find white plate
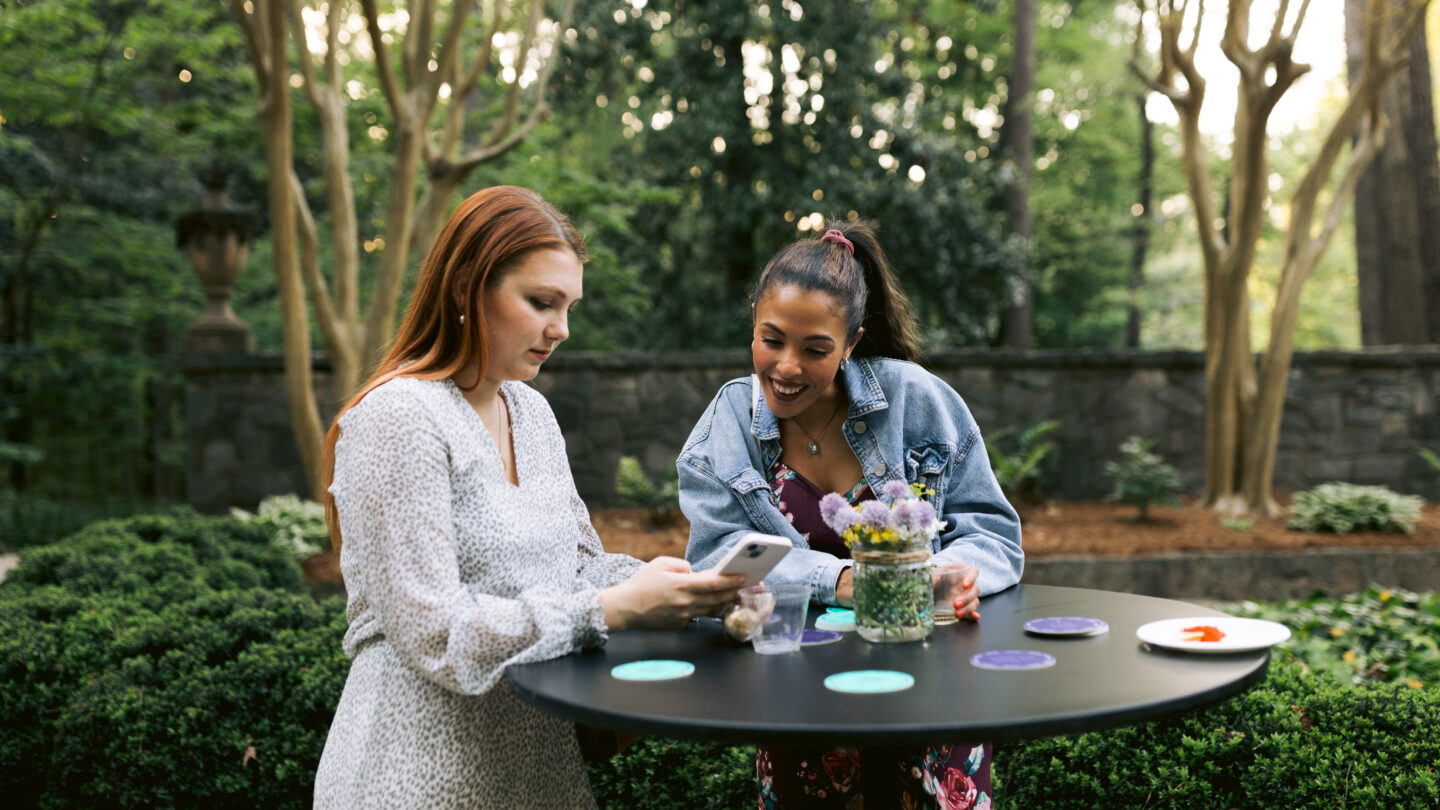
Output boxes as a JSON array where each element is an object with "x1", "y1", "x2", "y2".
[{"x1": 1135, "y1": 617, "x2": 1291, "y2": 653}]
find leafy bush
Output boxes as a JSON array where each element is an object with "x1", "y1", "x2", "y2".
[
  {"x1": 1229, "y1": 586, "x2": 1440, "y2": 690},
  {"x1": 590, "y1": 739, "x2": 757, "y2": 810},
  {"x1": 4, "y1": 509, "x2": 301, "y2": 610},
  {"x1": 1104, "y1": 435, "x2": 1183, "y2": 520},
  {"x1": 0, "y1": 491, "x2": 154, "y2": 551},
  {"x1": 0, "y1": 587, "x2": 348, "y2": 809},
  {"x1": 1286, "y1": 482, "x2": 1424, "y2": 534},
  {"x1": 231, "y1": 493, "x2": 330, "y2": 560},
  {"x1": 984, "y1": 419, "x2": 1060, "y2": 503},
  {"x1": 996, "y1": 658, "x2": 1440, "y2": 808},
  {"x1": 615, "y1": 455, "x2": 680, "y2": 526},
  {"x1": 0, "y1": 510, "x2": 343, "y2": 808}
]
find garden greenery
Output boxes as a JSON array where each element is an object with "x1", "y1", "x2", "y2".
[
  {"x1": 1104, "y1": 435, "x2": 1183, "y2": 520},
  {"x1": 5, "y1": 511, "x2": 1440, "y2": 808},
  {"x1": 231, "y1": 493, "x2": 331, "y2": 561},
  {"x1": 614, "y1": 455, "x2": 680, "y2": 526},
  {"x1": 983, "y1": 419, "x2": 1060, "y2": 503},
  {"x1": 1286, "y1": 482, "x2": 1424, "y2": 534}
]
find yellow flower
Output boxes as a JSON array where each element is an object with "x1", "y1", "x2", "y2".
[
  {"x1": 1379, "y1": 589, "x2": 1392, "y2": 602},
  {"x1": 1406, "y1": 679, "x2": 1424, "y2": 690},
  {"x1": 1329, "y1": 626, "x2": 1344, "y2": 638},
  {"x1": 1342, "y1": 650, "x2": 1357, "y2": 663}
]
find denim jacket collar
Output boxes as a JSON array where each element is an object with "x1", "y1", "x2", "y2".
[{"x1": 749, "y1": 356, "x2": 890, "y2": 441}]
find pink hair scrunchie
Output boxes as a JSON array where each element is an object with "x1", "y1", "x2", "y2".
[{"x1": 820, "y1": 229, "x2": 854, "y2": 256}]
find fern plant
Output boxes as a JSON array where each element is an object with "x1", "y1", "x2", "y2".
[
  {"x1": 984, "y1": 419, "x2": 1060, "y2": 503},
  {"x1": 615, "y1": 456, "x2": 680, "y2": 527}
]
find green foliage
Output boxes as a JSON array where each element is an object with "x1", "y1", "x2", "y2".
[
  {"x1": 589, "y1": 739, "x2": 758, "y2": 810},
  {"x1": 1230, "y1": 587, "x2": 1440, "y2": 690},
  {"x1": 984, "y1": 419, "x2": 1060, "y2": 502},
  {"x1": 996, "y1": 657, "x2": 1440, "y2": 808},
  {"x1": 231, "y1": 494, "x2": 330, "y2": 561},
  {"x1": 1286, "y1": 482, "x2": 1424, "y2": 534},
  {"x1": 0, "y1": 492, "x2": 154, "y2": 551},
  {"x1": 615, "y1": 456, "x2": 680, "y2": 525},
  {"x1": 0, "y1": 510, "x2": 344, "y2": 809},
  {"x1": 4, "y1": 509, "x2": 301, "y2": 609},
  {"x1": 1419, "y1": 447, "x2": 1440, "y2": 476},
  {"x1": 1104, "y1": 435, "x2": 1183, "y2": 520},
  {"x1": 548, "y1": 0, "x2": 1022, "y2": 350}
]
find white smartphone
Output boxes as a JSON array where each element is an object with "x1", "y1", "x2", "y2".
[{"x1": 709, "y1": 532, "x2": 793, "y2": 588}]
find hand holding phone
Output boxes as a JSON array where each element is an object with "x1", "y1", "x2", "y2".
[{"x1": 709, "y1": 532, "x2": 792, "y2": 588}]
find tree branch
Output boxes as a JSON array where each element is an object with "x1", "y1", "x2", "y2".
[
  {"x1": 360, "y1": 0, "x2": 409, "y2": 124},
  {"x1": 230, "y1": 0, "x2": 269, "y2": 86},
  {"x1": 483, "y1": 0, "x2": 543, "y2": 148}
]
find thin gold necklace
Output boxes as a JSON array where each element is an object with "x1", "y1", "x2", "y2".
[
  {"x1": 791, "y1": 397, "x2": 844, "y2": 456},
  {"x1": 495, "y1": 394, "x2": 510, "y2": 477}
]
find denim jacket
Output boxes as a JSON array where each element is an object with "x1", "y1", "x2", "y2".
[{"x1": 678, "y1": 356, "x2": 1023, "y2": 605}]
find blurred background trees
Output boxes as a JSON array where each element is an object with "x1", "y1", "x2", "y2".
[{"x1": 2, "y1": 0, "x2": 1436, "y2": 510}]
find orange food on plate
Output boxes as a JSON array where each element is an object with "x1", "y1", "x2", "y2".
[{"x1": 1180, "y1": 625, "x2": 1226, "y2": 642}]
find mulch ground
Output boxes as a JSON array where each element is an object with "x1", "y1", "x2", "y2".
[{"x1": 300, "y1": 499, "x2": 1440, "y2": 586}]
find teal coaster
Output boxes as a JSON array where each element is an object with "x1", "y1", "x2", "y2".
[
  {"x1": 826, "y1": 607, "x2": 856, "y2": 617},
  {"x1": 823, "y1": 669, "x2": 915, "y2": 694},
  {"x1": 610, "y1": 660, "x2": 696, "y2": 681},
  {"x1": 815, "y1": 613, "x2": 856, "y2": 632}
]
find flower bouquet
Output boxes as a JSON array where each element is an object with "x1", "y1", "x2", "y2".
[{"x1": 821, "y1": 481, "x2": 941, "y2": 643}]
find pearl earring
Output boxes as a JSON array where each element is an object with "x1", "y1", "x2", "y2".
[{"x1": 459, "y1": 314, "x2": 466, "y2": 325}]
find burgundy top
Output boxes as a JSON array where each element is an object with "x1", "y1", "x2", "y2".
[{"x1": 768, "y1": 458, "x2": 872, "y2": 560}]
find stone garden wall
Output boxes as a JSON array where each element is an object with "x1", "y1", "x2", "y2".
[{"x1": 185, "y1": 347, "x2": 1440, "y2": 513}]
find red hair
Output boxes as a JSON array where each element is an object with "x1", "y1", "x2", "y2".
[{"x1": 321, "y1": 186, "x2": 586, "y2": 548}]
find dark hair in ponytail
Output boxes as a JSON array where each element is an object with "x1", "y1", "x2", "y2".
[{"x1": 751, "y1": 218, "x2": 921, "y2": 362}]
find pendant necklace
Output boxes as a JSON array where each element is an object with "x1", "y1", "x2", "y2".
[{"x1": 792, "y1": 398, "x2": 844, "y2": 456}]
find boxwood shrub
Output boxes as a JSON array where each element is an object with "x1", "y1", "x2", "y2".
[{"x1": 0, "y1": 511, "x2": 347, "y2": 809}]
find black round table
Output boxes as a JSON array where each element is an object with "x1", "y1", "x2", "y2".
[{"x1": 506, "y1": 584, "x2": 1271, "y2": 745}]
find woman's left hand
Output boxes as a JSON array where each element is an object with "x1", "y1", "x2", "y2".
[{"x1": 934, "y1": 564, "x2": 981, "y2": 621}]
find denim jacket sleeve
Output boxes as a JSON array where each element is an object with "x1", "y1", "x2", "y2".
[
  {"x1": 677, "y1": 382, "x2": 853, "y2": 605},
  {"x1": 909, "y1": 374, "x2": 1025, "y2": 595}
]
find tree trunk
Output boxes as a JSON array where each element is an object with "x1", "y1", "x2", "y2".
[
  {"x1": 259, "y1": 1, "x2": 324, "y2": 501},
  {"x1": 1347, "y1": 0, "x2": 1440, "y2": 344},
  {"x1": 1127, "y1": 94, "x2": 1154, "y2": 349},
  {"x1": 1001, "y1": 0, "x2": 1036, "y2": 349}
]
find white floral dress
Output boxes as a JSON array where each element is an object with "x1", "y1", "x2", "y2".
[{"x1": 314, "y1": 377, "x2": 642, "y2": 809}]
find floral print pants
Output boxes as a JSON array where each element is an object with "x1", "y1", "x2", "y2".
[{"x1": 758, "y1": 742, "x2": 992, "y2": 809}]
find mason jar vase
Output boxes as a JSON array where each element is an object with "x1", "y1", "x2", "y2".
[{"x1": 851, "y1": 546, "x2": 934, "y2": 643}]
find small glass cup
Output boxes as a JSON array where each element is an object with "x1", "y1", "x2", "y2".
[
  {"x1": 930, "y1": 563, "x2": 969, "y2": 625},
  {"x1": 747, "y1": 583, "x2": 811, "y2": 654}
]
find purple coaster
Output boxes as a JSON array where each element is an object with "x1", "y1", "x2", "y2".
[
  {"x1": 801, "y1": 629, "x2": 843, "y2": 646},
  {"x1": 970, "y1": 650, "x2": 1057, "y2": 671},
  {"x1": 1023, "y1": 616, "x2": 1109, "y2": 637}
]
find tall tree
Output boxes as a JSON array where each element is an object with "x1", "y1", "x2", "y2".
[
  {"x1": 1133, "y1": 0, "x2": 1432, "y2": 517},
  {"x1": 230, "y1": 0, "x2": 572, "y2": 497},
  {"x1": 1346, "y1": 0, "x2": 1440, "y2": 344},
  {"x1": 1000, "y1": 0, "x2": 1037, "y2": 349},
  {"x1": 1127, "y1": 93, "x2": 1155, "y2": 348}
]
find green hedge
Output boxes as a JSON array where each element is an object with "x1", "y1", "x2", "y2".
[
  {"x1": 0, "y1": 511, "x2": 347, "y2": 809},
  {"x1": 5, "y1": 511, "x2": 1439, "y2": 808}
]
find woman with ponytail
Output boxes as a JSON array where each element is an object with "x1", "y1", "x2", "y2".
[
  {"x1": 313, "y1": 186, "x2": 742, "y2": 810},
  {"x1": 679, "y1": 218, "x2": 1023, "y2": 809}
]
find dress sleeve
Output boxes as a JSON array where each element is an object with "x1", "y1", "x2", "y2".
[{"x1": 332, "y1": 389, "x2": 607, "y2": 696}]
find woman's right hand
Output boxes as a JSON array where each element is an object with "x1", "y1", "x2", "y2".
[{"x1": 599, "y1": 557, "x2": 745, "y2": 631}]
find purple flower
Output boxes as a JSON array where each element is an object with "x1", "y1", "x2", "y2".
[
  {"x1": 820, "y1": 492, "x2": 859, "y2": 535},
  {"x1": 882, "y1": 480, "x2": 911, "y2": 502},
  {"x1": 859, "y1": 500, "x2": 893, "y2": 531}
]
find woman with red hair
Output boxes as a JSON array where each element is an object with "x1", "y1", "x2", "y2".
[{"x1": 313, "y1": 186, "x2": 741, "y2": 809}]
